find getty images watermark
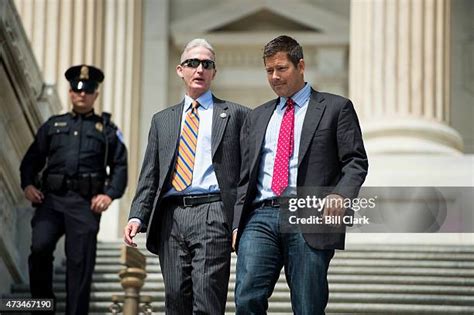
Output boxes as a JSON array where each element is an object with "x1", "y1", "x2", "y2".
[
  {"x1": 287, "y1": 195, "x2": 376, "y2": 226},
  {"x1": 279, "y1": 187, "x2": 474, "y2": 233}
]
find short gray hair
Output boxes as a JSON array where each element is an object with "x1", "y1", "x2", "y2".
[{"x1": 180, "y1": 38, "x2": 216, "y2": 62}]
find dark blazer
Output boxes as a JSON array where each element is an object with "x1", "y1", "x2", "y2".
[
  {"x1": 234, "y1": 89, "x2": 368, "y2": 250},
  {"x1": 129, "y1": 96, "x2": 249, "y2": 254}
]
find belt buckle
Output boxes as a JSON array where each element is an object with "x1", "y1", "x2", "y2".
[
  {"x1": 271, "y1": 198, "x2": 279, "y2": 207},
  {"x1": 182, "y1": 196, "x2": 193, "y2": 207}
]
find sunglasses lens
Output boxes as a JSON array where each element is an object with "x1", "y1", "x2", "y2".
[
  {"x1": 202, "y1": 60, "x2": 214, "y2": 69},
  {"x1": 72, "y1": 87, "x2": 95, "y2": 94},
  {"x1": 83, "y1": 88, "x2": 96, "y2": 94},
  {"x1": 183, "y1": 59, "x2": 215, "y2": 69},
  {"x1": 188, "y1": 59, "x2": 201, "y2": 68}
]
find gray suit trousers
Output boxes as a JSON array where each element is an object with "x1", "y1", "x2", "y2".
[{"x1": 158, "y1": 199, "x2": 231, "y2": 315}]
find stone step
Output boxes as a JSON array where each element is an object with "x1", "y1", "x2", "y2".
[
  {"x1": 10, "y1": 242, "x2": 474, "y2": 314},
  {"x1": 327, "y1": 303, "x2": 474, "y2": 314},
  {"x1": 51, "y1": 300, "x2": 474, "y2": 314},
  {"x1": 12, "y1": 282, "x2": 474, "y2": 297},
  {"x1": 96, "y1": 248, "x2": 474, "y2": 261},
  {"x1": 48, "y1": 273, "x2": 474, "y2": 286},
  {"x1": 54, "y1": 264, "x2": 474, "y2": 277},
  {"x1": 96, "y1": 258, "x2": 474, "y2": 270},
  {"x1": 12, "y1": 291, "x2": 474, "y2": 305},
  {"x1": 92, "y1": 256, "x2": 474, "y2": 269},
  {"x1": 97, "y1": 243, "x2": 474, "y2": 253}
]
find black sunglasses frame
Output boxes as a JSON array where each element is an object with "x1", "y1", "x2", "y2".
[
  {"x1": 181, "y1": 58, "x2": 216, "y2": 70},
  {"x1": 71, "y1": 87, "x2": 96, "y2": 94}
]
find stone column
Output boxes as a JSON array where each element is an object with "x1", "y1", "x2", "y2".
[
  {"x1": 349, "y1": 0, "x2": 463, "y2": 155},
  {"x1": 140, "y1": 0, "x2": 170, "y2": 161}
]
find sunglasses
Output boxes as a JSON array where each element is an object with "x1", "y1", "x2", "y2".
[
  {"x1": 181, "y1": 58, "x2": 215, "y2": 70},
  {"x1": 71, "y1": 87, "x2": 96, "y2": 94},
  {"x1": 70, "y1": 80, "x2": 98, "y2": 94}
]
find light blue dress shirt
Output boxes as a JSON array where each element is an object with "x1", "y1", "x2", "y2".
[
  {"x1": 164, "y1": 90, "x2": 220, "y2": 197},
  {"x1": 255, "y1": 83, "x2": 311, "y2": 203}
]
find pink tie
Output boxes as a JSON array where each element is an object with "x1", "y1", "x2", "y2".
[{"x1": 271, "y1": 98, "x2": 295, "y2": 196}]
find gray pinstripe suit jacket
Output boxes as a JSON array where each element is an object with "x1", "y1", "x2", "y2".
[{"x1": 129, "y1": 95, "x2": 249, "y2": 254}]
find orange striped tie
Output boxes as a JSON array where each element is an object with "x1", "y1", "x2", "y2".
[{"x1": 171, "y1": 101, "x2": 200, "y2": 191}]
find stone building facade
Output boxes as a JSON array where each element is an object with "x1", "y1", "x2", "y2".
[{"x1": 1, "y1": 0, "x2": 473, "y2": 293}]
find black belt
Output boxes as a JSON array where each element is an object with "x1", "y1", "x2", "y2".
[
  {"x1": 255, "y1": 198, "x2": 280, "y2": 208},
  {"x1": 167, "y1": 193, "x2": 221, "y2": 207},
  {"x1": 65, "y1": 178, "x2": 80, "y2": 191},
  {"x1": 44, "y1": 173, "x2": 105, "y2": 197}
]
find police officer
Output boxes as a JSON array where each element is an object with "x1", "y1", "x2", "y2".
[{"x1": 20, "y1": 65, "x2": 128, "y2": 315}]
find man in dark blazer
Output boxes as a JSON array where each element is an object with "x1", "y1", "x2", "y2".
[
  {"x1": 233, "y1": 35, "x2": 368, "y2": 314},
  {"x1": 124, "y1": 38, "x2": 248, "y2": 315}
]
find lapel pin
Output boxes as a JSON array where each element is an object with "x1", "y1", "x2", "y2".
[{"x1": 220, "y1": 113, "x2": 227, "y2": 118}]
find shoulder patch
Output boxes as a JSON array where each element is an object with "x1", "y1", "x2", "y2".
[{"x1": 116, "y1": 128, "x2": 125, "y2": 144}]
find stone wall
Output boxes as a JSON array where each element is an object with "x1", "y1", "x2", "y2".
[{"x1": 0, "y1": 0, "x2": 61, "y2": 293}]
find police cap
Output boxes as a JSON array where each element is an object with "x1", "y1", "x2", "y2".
[{"x1": 65, "y1": 64, "x2": 104, "y2": 93}]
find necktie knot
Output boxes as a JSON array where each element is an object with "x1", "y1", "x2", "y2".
[
  {"x1": 286, "y1": 98, "x2": 295, "y2": 110},
  {"x1": 192, "y1": 100, "x2": 200, "y2": 112}
]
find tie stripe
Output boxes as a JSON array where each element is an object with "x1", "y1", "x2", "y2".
[{"x1": 171, "y1": 101, "x2": 200, "y2": 191}]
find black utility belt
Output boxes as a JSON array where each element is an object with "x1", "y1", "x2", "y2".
[
  {"x1": 166, "y1": 193, "x2": 221, "y2": 207},
  {"x1": 44, "y1": 173, "x2": 105, "y2": 197}
]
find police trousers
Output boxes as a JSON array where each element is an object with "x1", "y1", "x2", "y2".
[{"x1": 29, "y1": 190, "x2": 101, "y2": 315}]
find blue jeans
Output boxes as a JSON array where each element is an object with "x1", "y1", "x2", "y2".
[{"x1": 235, "y1": 207, "x2": 334, "y2": 315}]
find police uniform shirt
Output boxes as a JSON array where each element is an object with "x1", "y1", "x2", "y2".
[{"x1": 20, "y1": 110, "x2": 127, "y2": 200}]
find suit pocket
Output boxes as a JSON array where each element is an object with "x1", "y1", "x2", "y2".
[{"x1": 206, "y1": 201, "x2": 231, "y2": 238}]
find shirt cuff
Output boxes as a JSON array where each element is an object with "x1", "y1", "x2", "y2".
[{"x1": 128, "y1": 218, "x2": 142, "y2": 227}]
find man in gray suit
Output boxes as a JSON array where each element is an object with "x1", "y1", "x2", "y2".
[{"x1": 124, "y1": 38, "x2": 249, "y2": 314}]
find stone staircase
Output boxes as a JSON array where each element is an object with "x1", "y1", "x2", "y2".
[{"x1": 9, "y1": 242, "x2": 474, "y2": 314}]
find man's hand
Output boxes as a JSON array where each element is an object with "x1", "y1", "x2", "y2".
[
  {"x1": 232, "y1": 229, "x2": 238, "y2": 252},
  {"x1": 124, "y1": 222, "x2": 141, "y2": 247},
  {"x1": 91, "y1": 194, "x2": 112, "y2": 213},
  {"x1": 323, "y1": 194, "x2": 346, "y2": 226},
  {"x1": 24, "y1": 185, "x2": 44, "y2": 204}
]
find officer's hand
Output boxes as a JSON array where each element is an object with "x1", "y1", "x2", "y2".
[
  {"x1": 91, "y1": 194, "x2": 113, "y2": 213},
  {"x1": 124, "y1": 222, "x2": 140, "y2": 247},
  {"x1": 323, "y1": 193, "x2": 346, "y2": 226},
  {"x1": 232, "y1": 229, "x2": 238, "y2": 252},
  {"x1": 24, "y1": 185, "x2": 44, "y2": 204}
]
